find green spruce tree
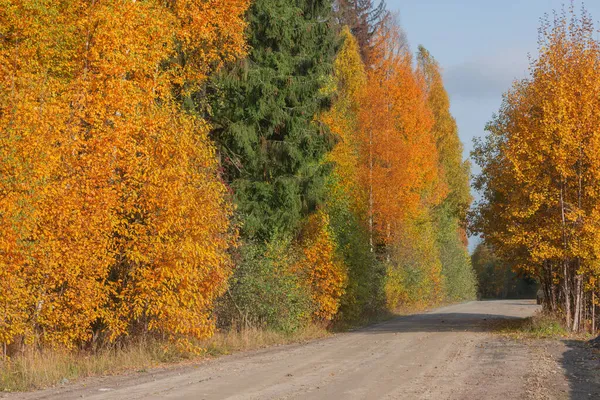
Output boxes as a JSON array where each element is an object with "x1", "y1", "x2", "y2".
[{"x1": 206, "y1": 0, "x2": 338, "y2": 242}]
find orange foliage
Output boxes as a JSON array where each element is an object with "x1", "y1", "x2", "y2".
[
  {"x1": 169, "y1": 0, "x2": 249, "y2": 87},
  {"x1": 297, "y1": 212, "x2": 347, "y2": 322},
  {"x1": 0, "y1": 0, "x2": 248, "y2": 349},
  {"x1": 473, "y1": 7, "x2": 600, "y2": 331},
  {"x1": 358, "y1": 20, "x2": 444, "y2": 246}
]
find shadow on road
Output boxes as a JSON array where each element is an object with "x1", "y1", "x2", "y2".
[
  {"x1": 361, "y1": 312, "x2": 525, "y2": 334},
  {"x1": 560, "y1": 340, "x2": 600, "y2": 399},
  {"x1": 477, "y1": 300, "x2": 536, "y2": 306}
]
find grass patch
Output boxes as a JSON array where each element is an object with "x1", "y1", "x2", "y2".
[
  {"x1": 495, "y1": 311, "x2": 593, "y2": 340},
  {"x1": 202, "y1": 324, "x2": 328, "y2": 356},
  {"x1": 0, "y1": 324, "x2": 328, "y2": 393}
]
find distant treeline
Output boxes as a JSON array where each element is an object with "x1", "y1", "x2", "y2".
[{"x1": 471, "y1": 243, "x2": 537, "y2": 300}]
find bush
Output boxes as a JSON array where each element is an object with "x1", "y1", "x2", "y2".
[
  {"x1": 385, "y1": 216, "x2": 443, "y2": 310},
  {"x1": 296, "y1": 212, "x2": 347, "y2": 323},
  {"x1": 324, "y1": 180, "x2": 386, "y2": 325},
  {"x1": 217, "y1": 238, "x2": 312, "y2": 333},
  {"x1": 435, "y1": 208, "x2": 477, "y2": 301}
]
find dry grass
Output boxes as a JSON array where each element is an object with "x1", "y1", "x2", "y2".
[
  {"x1": 203, "y1": 324, "x2": 328, "y2": 356},
  {"x1": 494, "y1": 311, "x2": 594, "y2": 340},
  {"x1": 0, "y1": 325, "x2": 328, "y2": 393}
]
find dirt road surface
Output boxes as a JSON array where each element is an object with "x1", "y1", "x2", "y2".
[{"x1": 13, "y1": 300, "x2": 595, "y2": 400}]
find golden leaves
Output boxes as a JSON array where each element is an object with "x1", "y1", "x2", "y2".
[
  {"x1": 0, "y1": 0, "x2": 248, "y2": 349},
  {"x1": 297, "y1": 211, "x2": 347, "y2": 322},
  {"x1": 474, "y1": 6, "x2": 600, "y2": 329},
  {"x1": 358, "y1": 21, "x2": 441, "y2": 245}
]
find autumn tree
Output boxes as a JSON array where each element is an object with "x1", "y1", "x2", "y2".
[
  {"x1": 357, "y1": 18, "x2": 445, "y2": 308},
  {"x1": 0, "y1": 0, "x2": 248, "y2": 350},
  {"x1": 359, "y1": 19, "x2": 441, "y2": 249},
  {"x1": 323, "y1": 28, "x2": 368, "y2": 219},
  {"x1": 321, "y1": 27, "x2": 384, "y2": 323},
  {"x1": 0, "y1": 0, "x2": 123, "y2": 348},
  {"x1": 417, "y1": 46, "x2": 471, "y2": 224},
  {"x1": 473, "y1": 5, "x2": 600, "y2": 331},
  {"x1": 417, "y1": 46, "x2": 476, "y2": 301}
]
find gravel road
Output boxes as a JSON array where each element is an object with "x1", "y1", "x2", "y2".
[{"x1": 14, "y1": 300, "x2": 556, "y2": 400}]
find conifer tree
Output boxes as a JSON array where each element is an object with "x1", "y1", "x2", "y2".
[
  {"x1": 207, "y1": 0, "x2": 338, "y2": 242},
  {"x1": 334, "y1": 0, "x2": 389, "y2": 61}
]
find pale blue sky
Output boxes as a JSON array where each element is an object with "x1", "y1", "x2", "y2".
[{"x1": 387, "y1": 1, "x2": 600, "y2": 249}]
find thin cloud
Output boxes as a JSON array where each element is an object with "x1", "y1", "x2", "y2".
[{"x1": 443, "y1": 51, "x2": 530, "y2": 99}]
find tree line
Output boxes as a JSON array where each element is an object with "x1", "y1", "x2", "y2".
[
  {"x1": 472, "y1": 4, "x2": 600, "y2": 333},
  {"x1": 0, "y1": 0, "x2": 475, "y2": 354}
]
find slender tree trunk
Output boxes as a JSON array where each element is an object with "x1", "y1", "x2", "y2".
[
  {"x1": 563, "y1": 261, "x2": 572, "y2": 330},
  {"x1": 549, "y1": 262, "x2": 558, "y2": 312},
  {"x1": 573, "y1": 273, "x2": 582, "y2": 332},
  {"x1": 369, "y1": 127, "x2": 374, "y2": 253},
  {"x1": 593, "y1": 291, "x2": 596, "y2": 333},
  {"x1": 560, "y1": 183, "x2": 572, "y2": 330},
  {"x1": 542, "y1": 262, "x2": 551, "y2": 310},
  {"x1": 583, "y1": 290, "x2": 588, "y2": 330}
]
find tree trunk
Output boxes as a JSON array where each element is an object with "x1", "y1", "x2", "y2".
[
  {"x1": 542, "y1": 261, "x2": 554, "y2": 311},
  {"x1": 560, "y1": 183, "x2": 572, "y2": 330},
  {"x1": 573, "y1": 273, "x2": 582, "y2": 332},
  {"x1": 583, "y1": 290, "x2": 588, "y2": 330},
  {"x1": 593, "y1": 291, "x2": 596, "y2": 333},
  {"x1": 550, "y1": 262, "x2": 558, "y2": 312},
  {"x1": 368, "y1": 127, "x2": 373, "y2": 253},
  {"x1": 564, "y1": 260, "x2": 572, "y2": 330}
]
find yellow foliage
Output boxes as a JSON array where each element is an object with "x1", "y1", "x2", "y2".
[
  {"x1": 0, "y1": 0, "x2": 248, "y2": 349},
  {"x1": 322, "y1": 27, "x2": 369, "y2": 221},
  {"x1": 474, "y1": 6, "x2": 600, "y2": 330},
  {"x1": 385, "y1": 214, "x2": 444, "y2": 310},
  {"x1": 297, "y1": 212, "x2": 347, "y2": 322}
]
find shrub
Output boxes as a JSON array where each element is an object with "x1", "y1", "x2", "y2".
[{"x1": 218, "y1": 238, "x2": 312, "y2": 333}]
